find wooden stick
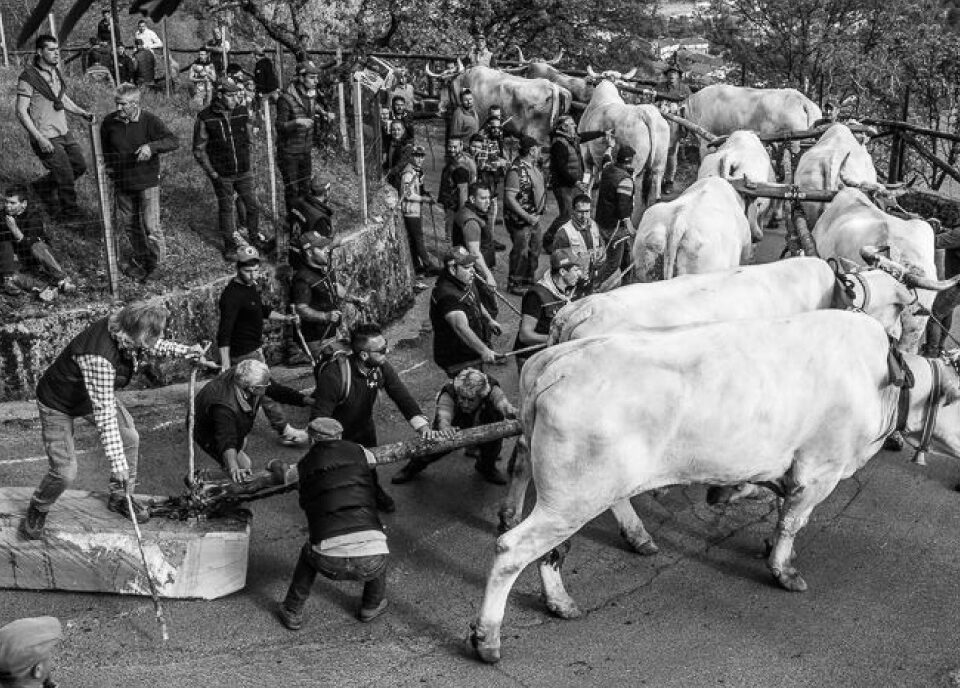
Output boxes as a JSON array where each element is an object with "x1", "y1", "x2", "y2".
[
  {"x1": 161, "y1": 19, "x2": 172, "y2": 98},
  {"x1": 660, "y1": 112, "x2": 717, "y2": 142},
  {"x1": 900, "y1": 133, "x2": 960, "y2": 186},
  {"x1": 126, "y1": 492, "x2": 169, "y2": 641},
  {"x1": 48, "y1": 13, "x2": 56, "y2": 40},
  {"x1": 108, "y1": 15, "x2": 120, "y2": 86},
  {"x1": 187, "y1": 367, "x2": 198, "y2": 485},
  {"x1": 492, "y1": 287, "x2": 522, "y2": 316},
  {"x1": 862, "y1": 118, "x2": 960, "y2": 146},
  {"x1": 353, "y1": 74, "x2": 367, "y2": 223},
  {"x1": 0, "y1": 9, "x2": 10, "y2": 68},
  {"x1": 290, "y1": 306, "x2": 316, "y2": 367},
  {"x1": 262, "y1": 97, "x2": 280, "y2": 232},
  {"x1": 88, "y1": 119, "x2": 121, "y2": 301},
  {"x1": 336, "y1": 48, "x2": 349, "y2": 152}
]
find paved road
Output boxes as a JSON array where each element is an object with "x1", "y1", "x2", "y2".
[{"x1": 3, "y1": 164, "x2": 960, "y2": 687}]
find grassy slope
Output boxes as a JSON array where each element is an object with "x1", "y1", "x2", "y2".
[{"x1": 0, "y1": 64, "x2": 375, "y2": 321}]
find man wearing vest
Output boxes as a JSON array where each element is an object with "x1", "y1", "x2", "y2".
[
  {"x1": 453, "y1": 183, "x2": 497, "y2": 289},
  {"x1": 311, "y1": 324, "x2": 441, "y2": 513},
  {"x1": 193, "y1": 77, "x2": 261, "y2": 261},
  {"x1": 552, "y1": 193, "x2": 604, "y2": 288},
  {"x1": 278, "y1": 417, "x2": 390, "y2": 630},
  {"x1": 504, "y1": 135, "x2": 547, "y2": 295},
  {"x1": 465, "y1": 32, "x2": 496, "y2": 68},
  {"x1": 513, "y1": 249, "x2": 583, "y2": 370},
  {"x1": 193, "y1": 359, "x2": 311, "y2": 483},
  {"x1": 392, "y1": 368, "x2": 515, "y2": 486},
  {"x1": 276, "y1": 61, "x2": 327, "y2": 212},
  {"x1": 595, "y1": 145, "x2": 637, "y2": 284},
  {"x1": 656, "y1": 63, "x2": 692, "y2": 196},
  {"x1": 19, "y1": 302, "x2": 211, "y2": 540},
  {"x1": 399, "y1": 145, "x2": 439, "y2": 288},
  {"x1": 438, "y1": 137, "x2": 477, "y2": 241},
  {"x1": 100, "y1": 83, "x2": 179, "y2": 281},
  {"x1": 16, "y1": 34, "x2": 94, "y2": 224}
]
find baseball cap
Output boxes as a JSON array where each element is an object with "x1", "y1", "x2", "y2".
[
  {"x1": 297, "y1": 60, "x2": 320, "y2": 75},
  {"x1": 301, "y1": 230, "x2": 332, "y2": 250},
  {"x1": 307, "y1": 417, "x2": 343, "y2": 439},
  {"x1": 551, "y1": 248, "x2": 579, "y2": 271},
  {"x1": 309, "y1": 175, "x2": 331, "y2": 195},
  {"x1": 216, "y1": 77, "x2": 241, "y2": 93},
  {"x1": 412, "y1": 144, "x2": 426, "y2": 156},
  {"x1": 0, "y1": 617, "x2": 62, "y2": 680},
  {"x1": 444, "y1": 246, "x2": 478, "y2": 267},
  {"x1": 616, "y1": 145, "x2": 636, "y2": 163},
  {"x1": 236, "y1": 245, "x2": 260, "y2": 265}
]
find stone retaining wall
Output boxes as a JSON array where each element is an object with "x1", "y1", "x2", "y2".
[{"x1": 0, "y1": 203, "x2": 414, "y2": 402}]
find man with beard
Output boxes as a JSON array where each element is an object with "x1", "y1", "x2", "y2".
[
  {"x1": 552, "y1": 193, "x2": 604, "y2": 284},
  {"x1": 19, "y1": 301, "x2": 211, "y2": 539},
  {"x1": 390, "y1": 94, "x2": 416, "y2": 141},
  {"x1": 503, "y1": 135, "x2": 546, "y2": 294},
  {"x1": 449, "y1": 88, "x2": 480, "y2": 143},
  {"x1": 311, "y1": 324, "x2": 444, "y2": 513},
  {"x1": 437, "y1": 137, "x2": 476, "y2": 240},
  {"x1": 0, "y1": 616, "x2": 62, "y2": 688},
  {"x1": 16, "y1": 34, "x2": 94, "y2": 224},
  {"x1": 288, "y1": 176, "x2": 334, "y2": 266},
  {"x1": 216, "y1": 245, "x2": 308, "y2": 448},
  {"x1": 595, "y1": 145, "x2": 637, "y2": 283}
]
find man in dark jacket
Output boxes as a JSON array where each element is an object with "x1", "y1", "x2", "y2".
[
  {"x1": 117, "y1": 45, "x2": 137, "y2": 85},
  {"x1": 1, "y1": 184, "x2": 75, "y2": 296},
  {"x1": 132, "y1": 38, "x2": 155, "y2": 88},
  {"x1": 278, "y1": 417, "x2": 390, "y2": 630},
  {"x1": 923, "y1": 222, "x2": 960, "y2": 357},
  {"x1": 100, "y1": 83, "x2": 179, "y2": 280},
  {"x1": 311, "y1": 323, "x2": 443, "y2": 512},
  {"x1": 97, "y1": 9, "x2": 116, "y2": 43},
  {"x1": 253, "y1": 45, "x2": 279, "y2": 100},
  {"x1": 193, "y1": 77, "x2": 261, "y2": 260},
  {"x1": 288, "y1": 177, "x2": 334, "y2": 267},
  {"x1": 595, "y1": 145, "x2": 637, "y2": 283},
  {"x1": 193, "y1": 359, "x2": 310, "y2": 483},
  {"x1": 19, "y1": 301, "x2": 210, "y2": 539}
]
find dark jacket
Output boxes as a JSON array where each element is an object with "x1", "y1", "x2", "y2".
[
  {"x1": 193, "y1": 366, "x2": 308, "y2": 460},
  {"x1": 217, "y1": 278, "x2": 273, "y2": 357},
  {"x1": 549, "y1": 131, "x2": 605, "y2": 188},
  {"x1": 193, "y1": 101, "x2": 252, "y2": 178},
  {"x1": 100, "y1": 110, "x2": 180, "y2": 192},
  {"x1": 290, "y1": 264, "x2": 339, "y2": 342},
  {"x1": 429, "y1": 271, "x2": 488, "y2": 371},
  {"x1": 595, "y1": 163, "x2": 633, "y2": 230},
  {"x1": 276, "y1": 82, "x2": 316, "y2": 155},
  {"x1": 118, "y1": 54, "x2": 137, "y2": 84},
  {"x1": 36, "y1": 318, "x2": 134, "y2": 417},
  {"x1": 288, "y1": 196, "x2": 333, "y2": 239},
  {"x1": 0, "y1": 205, "x2": 47, "y2": 272},
  {"x1": 298, "y1": 439, "x2": 382, "y2": 544},
  {"x1": 133, "y1": 48, "x2": 156, "y2": 86},
  {"x1": 254, "y1": 56, "x2": 279, "y2": 94}
]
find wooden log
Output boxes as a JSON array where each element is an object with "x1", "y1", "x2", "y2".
[
  {"x1": 862, "y1": 118, "x2": 960, "y2": 145},
  {"x1": 0, "y1": 488, "x2": 251, "y2": 599},
  {"x1": 900, "y1": 132, "x2": 960, "y2": 186},
  {"x1": 370, "y1": 419, "x2": 522, "y2": 464},
  {"x1": 709, "y1": 123, "x2": 876, "y2": 149},
  {"x1": 727, "y1": 178, "x2": 839, "y2": 202},
  {"x1": 661, "y1": 112, "x2": 717, "y2": 142}
]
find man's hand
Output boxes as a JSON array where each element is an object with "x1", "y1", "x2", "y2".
[
  {"x1": 294, "y1": 117, "x2": 314, "y2": 128},
  {"x1": 418, "y1": 425, "x2": 452, "y2": 440},
  {"x1": 225, "y1": 457, "x2": 251, "y2": 484},
  {"x1": 326, "y1": 310, "x2": 343, "y2": 324},
  {"x1": 112, "y1": 469, "x2": 132, "y2": 492},
  {"x1": 288, "y1": 312, "x2": 301, "y2": 325},
  {"x1": 480, "y1": 346, "x2": 498, "y2": 364},
  {"x1": 135, "y1": 144, "x2": 153, "y2": 161},
  {"x1": 5, "y1": 216, "x2": 23, "y2": 242},
  {"x1": 35, "y1": 135, "x2": 54, "y2": 154},
  {"x1": 488, "y1": 320, "x2": 503, "y2": 336}
]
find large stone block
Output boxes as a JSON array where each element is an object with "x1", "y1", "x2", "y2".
[{"x1": 0, "y1": 209, "x2": 414, "y2": 401}]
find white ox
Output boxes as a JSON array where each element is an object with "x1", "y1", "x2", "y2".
[
  {"x1": 469, "y1": 310, "x2": 960, "y2": 663},
  {"x1": 795, "y1": 123, "x2": 878, "y2": 225},
  {"x1": 698, "y1": 129, "x2": 778, "y2": 228},
  {"x1": 632, "y1": 177, "x2": 758, "y2": 281},
  {"x1": 814, "y1": 187, "x2": 937, "y2": 353},
  {"x1": 578, "y1": 74, "x2": 670, "y2": 209}
]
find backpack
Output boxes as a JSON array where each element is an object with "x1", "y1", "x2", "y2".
[{"x1": 316, "y1": 348, "x2": 352, "y2": 405}]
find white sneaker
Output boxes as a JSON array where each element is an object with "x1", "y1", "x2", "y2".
[{"x1": 279, "y1": 425, "x2": 308, "y2": 447}]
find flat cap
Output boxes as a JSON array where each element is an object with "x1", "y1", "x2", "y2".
[
  {"x1": 308, "y1": 417, "x2": 343, "y2": 439},
  {"x1": 0, "y1": 617, "x2": 62, "y2": 680}
]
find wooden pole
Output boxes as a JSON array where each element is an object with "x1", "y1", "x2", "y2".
[
  {"x1": 262, "y1": 97, "x2": 280, "y2": 241},
  {"x1": 336, "y1": 48, "x2": 349, "y2": 151},
  {"x1": 162, "y1": 19, "x2": 171, "y2": 97},
  {"x1": 221, "y1": 24, "x2": 228, "y2": 73},
  {"x1": 354, "y1": 74, "x2": 368, "y2": 223},
  {"x1": 88, "y1": 120, "x2": 121, "y2": 301},
  {"x1": 900, "y1": 133, "x2": 960, "y2": 186},
  {"x1": 108, "y1": 16, "x2": 120, "y2": 85},
  {"x1": 48, "y1": 13, "x2": 57, "y2": 40},
  {"x1": 661, "y1": 112, "x2": 717, "y2": 143},
  {"x1": 275, "y1": 41, "x2": 283, "y2": 83},
  {"x1": 896, "y1": 87, "x2": 911, "y2": 182},
  {"x1": 0, "y1": 8, "x2": 10, "y2": 68}
]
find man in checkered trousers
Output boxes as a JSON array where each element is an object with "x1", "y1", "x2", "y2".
[{"x1": 19, "y1": 301, "x2": 212, "y2": 540}]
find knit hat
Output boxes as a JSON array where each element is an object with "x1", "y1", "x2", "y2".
[
  {"x1": 616, "y1": 145, "x2": 636, "y2": 163},
  {"x1": 0, "y1": 617, "x2": 62, "y2": 680},
  {"x1": 235, "y1": 245, "x2": 260, "y2": 266},
  {"x1": 308, "y1": 417, "x2": 343, "y2": 439}
]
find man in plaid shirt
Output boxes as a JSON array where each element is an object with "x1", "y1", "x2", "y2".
[{"x1": 20, "y1": 301, "x2": 211, "y2": 540}]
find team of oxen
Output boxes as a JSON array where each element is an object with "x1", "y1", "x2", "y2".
[{"x1": 425, "y1": 59, "x2": 960, "y2": 663}]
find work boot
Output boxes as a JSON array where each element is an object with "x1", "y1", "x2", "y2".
[
  {"x1": 475, "y1": 461, "x2": 508, "y2": 485},
  {"x1": 357, "y1": 599, "x2": 389, "y2": 623},
  {"x1": 19, "y1": 502, "x2": 47, "y2": 540},
  {"x1": 662, "y1": 181, "x2": 675, "y2": 195},
  {"x1": 883, "y1": 432, "x2": 905, "y2": 452},
  {"x1": 108, "y1": 495, "x2": 151, "y2": 524},
  {"x1": 279, "y1": 424, "x2": 309, "y2": 447},
  {"x1": 277, "y1": 603, "x2": 303, "y2": 631}
]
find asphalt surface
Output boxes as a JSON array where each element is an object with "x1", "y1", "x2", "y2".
[{"x1": 4, "y1": 167, "x2": 960, "y2": 687}]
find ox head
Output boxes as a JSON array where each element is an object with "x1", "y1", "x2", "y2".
[
  {"x1": 425, "y1": 59, "x2": 466, "y2": 113},
  {"x1": 585, "y1": 65, "x2": 637, "y2": 86},
  {"x1": 514, "y1": 46, "x2": 564, "y2": 65}
]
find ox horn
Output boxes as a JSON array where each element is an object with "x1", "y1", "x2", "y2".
[
  {"x1": 515, "y1": 45, "x2": 528, "y2": 64},
  {"x1": 622, "y1": 66, "x2": 638, "y2": 80},
  {"x1": 837, "y1": 257, "x2": 860, "y2": 273},
  {"x1": 424, "y1": 62, "x2": 441, "y2": 78},
  {"x1": 586, "y1": 65, "x2": 598, "y2": 78},
  {"x1": 903, "y1": 272, "x2": 960, "y2": 291},
  {"x1": 457, "y1": 58, "x2": 465, "y2": 73},
  {"x1": 546, "y1": 48, "x2": 564, "y2": 65}
]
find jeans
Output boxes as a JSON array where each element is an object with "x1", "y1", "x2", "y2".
[
  {"x1": 31, "y1": 400, "x2": 140, "y2": 512},
  {"x1": 115, "y1": 185, "x2": 164, "y2": 272},
  {"x1": 30, "y1": 131, "x2": 87, "y2": 217},
  {"x1": 230, "y1": 349, "x2": 289, "y2": 435},
  {"x1": 403, "y1": 215, "x2": 432, "y2": 273},
  {"x1": 278, "y1": 151, "x2": 313, "y2": 212},
  {"x1": 212, "y1": 173, "x2": 260, "y2": 250},
  {"x1": 408, "y1": 403, "x2": 504, "y2": 473},
  {"x1": 544, "y1": 185, "x2": 575, "y2": 242},
  {"x1": 507, "y1": 220, "x2": 541, "y2": 287},
  {"x1": 30, "y1": 241, "x2": 66, "y2": 280},
  {"x1": 283, "y1": 543, "x2": 388, "y2": 613}
]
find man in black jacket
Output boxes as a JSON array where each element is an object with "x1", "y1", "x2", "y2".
[
  {"x1": 193, "y1": 359, "x2": 311, "y2": 483},
  {"x1": 594, "y1": 145, "x2": 637, "y2": 283},
  {"x1": 253, "y1": 45, "x2": 279, "y2": 101},
  {"x1": 1, "y1": 184, "x2": 74, "y2": 296},
  {"x1": 311, "y1": 323, "x2": 443, "y2": 512},
  {"x1": 278, "y1": 417, "x2": 390, "y2": 630},
  {"x1": 193, "y1": 77, "x2": 261, "y2": 261}
]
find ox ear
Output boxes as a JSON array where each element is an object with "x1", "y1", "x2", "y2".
[{"x1": 586, "y1": 65, "x2": 597, "y2": 78}]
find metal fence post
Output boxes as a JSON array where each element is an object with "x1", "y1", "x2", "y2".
[
  {"x1": 337, "y1": 47, "x2": 349, "y2": 152},
  {"x1": 162, "y1": 19, "x2": 172, "y2": 97},
  {"x1": 88, "y1": 119, "x2": 121, "y2": 301}
]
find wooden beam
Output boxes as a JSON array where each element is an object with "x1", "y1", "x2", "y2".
[
  {"x1": 900, "y1": 133, "x2": 960, "y2": 186},
  {"x1": 0, "y1": 488, "x2": 251, "y2": 599},
  {"x1": 727, "y1": 179, "x2": 839, "y2": 202},
  {"x1": 862, "y1": 118, "x2": 960, "y2": 145},
  {"x1": 661, "y1": 112, "x2": 717, "y2": 142}
]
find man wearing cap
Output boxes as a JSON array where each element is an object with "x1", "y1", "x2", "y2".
[
  {"x1": 312, "y1": 323, "x2": 441, "y2": 512},
  {"x1": 812, "y1": 101, "x2": 837, "y2": 129},
  {"x1": 100, "y1": 82, "x2": 179, "y2": 281},
  {"x1": 399, "y1": 145, "x2": 439, "y2": 285},
  {"x1": 0, "y1": 616, "x2": 62, "y2": 688},
  {"x1": 595, "y1": 144, "x2": 637, "y2": 283},
  {"x1": 465, "y1": 31, "x2": 496, "y2": 68},
  {"x1": 504, "y1": 135, "x2": 546, "y2": 294},
  {"x1": 552, "y1": 193, "x2": 603, "y2": 282},
  {"x1": 288, "y1": 176, "x2": 334, "y2": 267},
  {"x1": 438, "y1": 137, "x2": 477, "y2": 241},
  {"x1": 253, "y1": 45, "x2": 279, "y2": 102},
  {"x1": 217, "y1": 245, "x2": 308, "y2": 448},
  {"x1": 513, "y1": 248, "x2": 583, "y2": 368},
  {"x1": 278, "y1": 417, "x2": 391, "y2": 630},
  {"x1": 656, "y1": 63, "x2": 691, "y2": 195},
  {"x1": 430, "y1": 246, "x2": 503, "y2": 376},
  {"x1": 449, "y1": 89, "x2": 480, "y2": 144},
  {"x1": 392, "y1": 367, "x2": 514, "y2": 485},
  {"x1": 277, "y1": 61, "x2": 331, "y2": 211},
  {"x1": 194, "y1": 358, "x2": 311, "y2": 483},
  {"x1": 544, "y1": 116, "x2": 609, "y2": 250},
  {"x1": 194, "y1": 76, "x2": 261, "y2": 261}
]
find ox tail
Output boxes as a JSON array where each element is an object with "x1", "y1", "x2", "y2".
[
  {"x1": 662, "y1": 210, "x2": 688, "y2": 280},
  {"x1": 548, "y1": 82, "x2": 561, "y2": 132},
  {"x1": 831, "y1": 150, "x2": 853, "y2": 190}
]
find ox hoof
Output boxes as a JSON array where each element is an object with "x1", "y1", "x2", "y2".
[
  {"x1": 497, "y1": 511, "x2": 520, "y2": 535},
  {"x1": 467, "y1": 623, "x2": 501, "y2": 664},
  {"x1": 623, "y1": 533, "x2": 659, "y2": 556},
  {"x1": 545, "y1": 596, "x2": 582, "y2": 619},
  {"x1": 772, "y1": 567, "x2": 808, "y2": 592}
]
